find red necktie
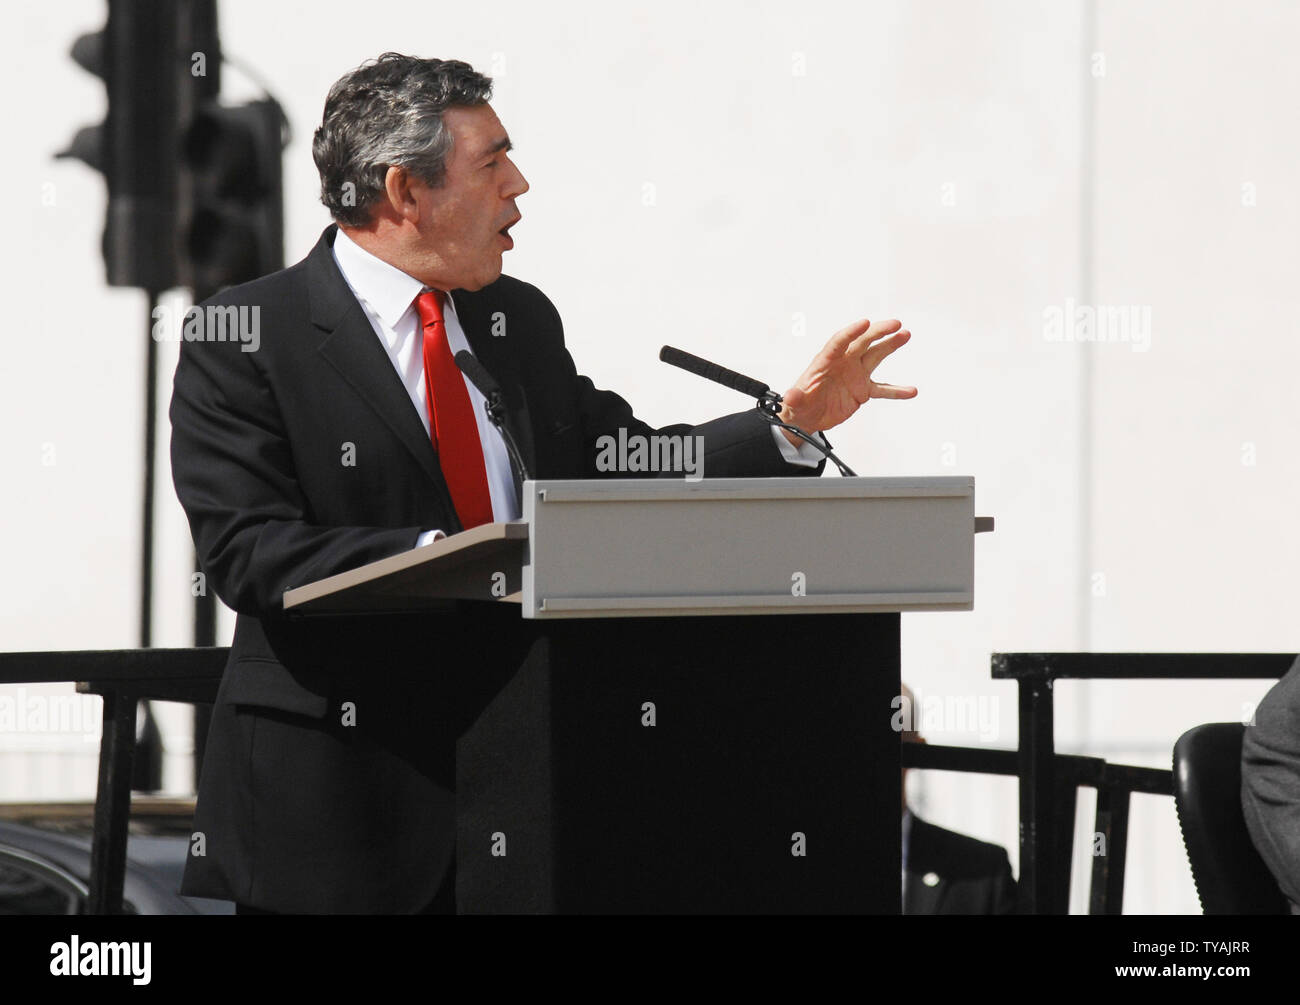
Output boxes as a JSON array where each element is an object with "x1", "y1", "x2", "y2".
[{"x1": 415, "y1": 290, "x2": 494, "y2": 530}]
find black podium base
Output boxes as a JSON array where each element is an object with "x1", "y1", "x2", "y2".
[{"x1": 457, "y1": 611, "x2": 900, "y2": 913}]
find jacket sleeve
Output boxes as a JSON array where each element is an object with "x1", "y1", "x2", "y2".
[{"x1": 169, "y1": 302, "x2": 423, "y2": 618}]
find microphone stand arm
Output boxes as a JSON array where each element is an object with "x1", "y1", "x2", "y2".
[{"x1": 481, "y1": 392, "x2": 534, "y2": 486}]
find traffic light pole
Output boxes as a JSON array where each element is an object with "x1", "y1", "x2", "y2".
[
  {"x1": 141, "y1": 291, "x2": 159, "y2": 649},
  {"x1": 132, "y1": 291, "x2": 164, "y2": 797}
]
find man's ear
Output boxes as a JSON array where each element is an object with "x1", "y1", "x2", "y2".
[{"x1": 382, "y1": 165, "x2": 420, "y2": 223}]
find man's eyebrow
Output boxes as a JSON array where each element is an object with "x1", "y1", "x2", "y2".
[{"x1": 477, "y1": 136, "x2": 513, "y2": 161}]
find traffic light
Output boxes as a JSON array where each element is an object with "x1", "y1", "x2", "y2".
[
  {"x1": 58, "y1": 0, "x2": 186, "y2": 291},
  {"x1": 182, "y1": 97, "x2": 286, "y2": 299},
  {"x1": 59, "y1": 0, "x2": 284, "y2": 298}
]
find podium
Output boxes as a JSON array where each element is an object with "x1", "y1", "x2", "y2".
[{"x1": 284, "y1": 476, "x2": 990, "y2": 913}]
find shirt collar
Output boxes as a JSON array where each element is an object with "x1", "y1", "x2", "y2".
[{"x1": 331, "y1": 226, "x2": 458, "y2": 327}]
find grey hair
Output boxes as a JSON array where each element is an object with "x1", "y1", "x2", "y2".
[{"x1": 312, "y1": 53, "x2": 494, "y2": 227}]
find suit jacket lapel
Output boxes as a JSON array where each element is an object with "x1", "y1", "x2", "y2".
[{"x1": 306, "y1": 226, "x2": 462, "y2": 530}]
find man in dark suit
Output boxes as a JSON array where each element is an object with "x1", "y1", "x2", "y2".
[
  {"x1": 1241, "y1": 656, "x2": 1300, "y2": 913},
  {"x1": 900, "y1": 685, "x2": 1018, "y2": 914},
  {"x1": 170, "y1": 53, "x2": 917, "y2": 913}
]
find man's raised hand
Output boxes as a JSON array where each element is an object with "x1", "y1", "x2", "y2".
[{"x1": 778, "y1": 318, "x2": 917, "y2": 437}]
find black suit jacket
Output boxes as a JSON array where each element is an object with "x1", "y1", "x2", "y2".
[
  {"x1": 903, "y1": 814, "x2": 1019, "y2": 915},
  {"x1": 170, "y1": 224, "x2": 821, "y2": 912}
]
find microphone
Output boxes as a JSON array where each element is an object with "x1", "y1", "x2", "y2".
[
  {"x1": 454, "y1": 350, "x2": 533, "y2": 485},
  {"x1": 658, "y1": 345, "x2": 859, "y2": 478},
  {"x1": 658, "y1": 345, "x2": 773, "y2": 401},
  {"x1": 454, "y1": 348, "x2": 503, "y2": 401}
]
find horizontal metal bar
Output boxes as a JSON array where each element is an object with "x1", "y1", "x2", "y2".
[
  {"x1": 76, "y1": 677, "x2": 221, "y2": 704},
  {"x1": 538, "y1": 592, "x2": 972, "y2": 613},
  {"x1": 1099, "y1": 762, "x2": 1174, "y2": 796},
  {"x1": 991, "y1": 652, "x2": 1296, "y2": 681},
  {"x1": 902, "y1": 742, "x2": 1019, "y2": 775},
  {"x1": 0, "y1": 648, "x2": 229, "y2": 685},
  {"x1": 902, "y1": 743, "x2": 1103, "y2": 777},
  {"x1": 902, "y1": 743, "x2": 1170, "y2": 796},
  {"x1": 533, "y1": 477, "x2": 974, "y2": 504}
]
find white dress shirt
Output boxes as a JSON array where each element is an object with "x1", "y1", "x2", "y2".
[
  {"x1": 331, "y1": 227, "x2": 822, "y2": 546},
  {"x1": 332, "y1": 229, "x2": 516, "y2": 545}
]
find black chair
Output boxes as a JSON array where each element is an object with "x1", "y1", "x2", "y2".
[{"x1": 1173, "y1": 722, "x2": 1289, "y2": 914}]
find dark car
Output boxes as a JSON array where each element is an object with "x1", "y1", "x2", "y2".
[{"x1": 0, "y1": 798, "x2": 233, "y2": 915}]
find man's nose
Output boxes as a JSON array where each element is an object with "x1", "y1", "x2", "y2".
[{"x1": 506, "y1": 158, "x2": 529, "y2": 197}]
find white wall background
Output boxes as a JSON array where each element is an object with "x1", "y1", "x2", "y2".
[{"x1": 2, "y1": 0, "x2": 1296, "y2": 913}]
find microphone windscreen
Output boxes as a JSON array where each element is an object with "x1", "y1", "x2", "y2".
[
  {"x1": 454, "y1": 349, "x2": 502, "y2": 398},
  {"x1": 659, "y1": 345, "x2": 770, "y2": 399}
]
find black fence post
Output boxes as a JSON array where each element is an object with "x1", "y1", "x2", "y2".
[{"x1": 87, "y1": 689, "x2": 138, "y2": 914}]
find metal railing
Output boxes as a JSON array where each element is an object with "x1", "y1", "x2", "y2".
[
  {"x1": 991, "y1": 652, "x2": 1295, "y2": 914},
  {"x1": 0, "y1": 648, "x2": 227, "y2": 913},
  {"x1": 901, "y1": 740, "x2": 1170, "y2": 913},
  {"x1": 2, "y1": 648, "x2": 1291, "y2": 914}
]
